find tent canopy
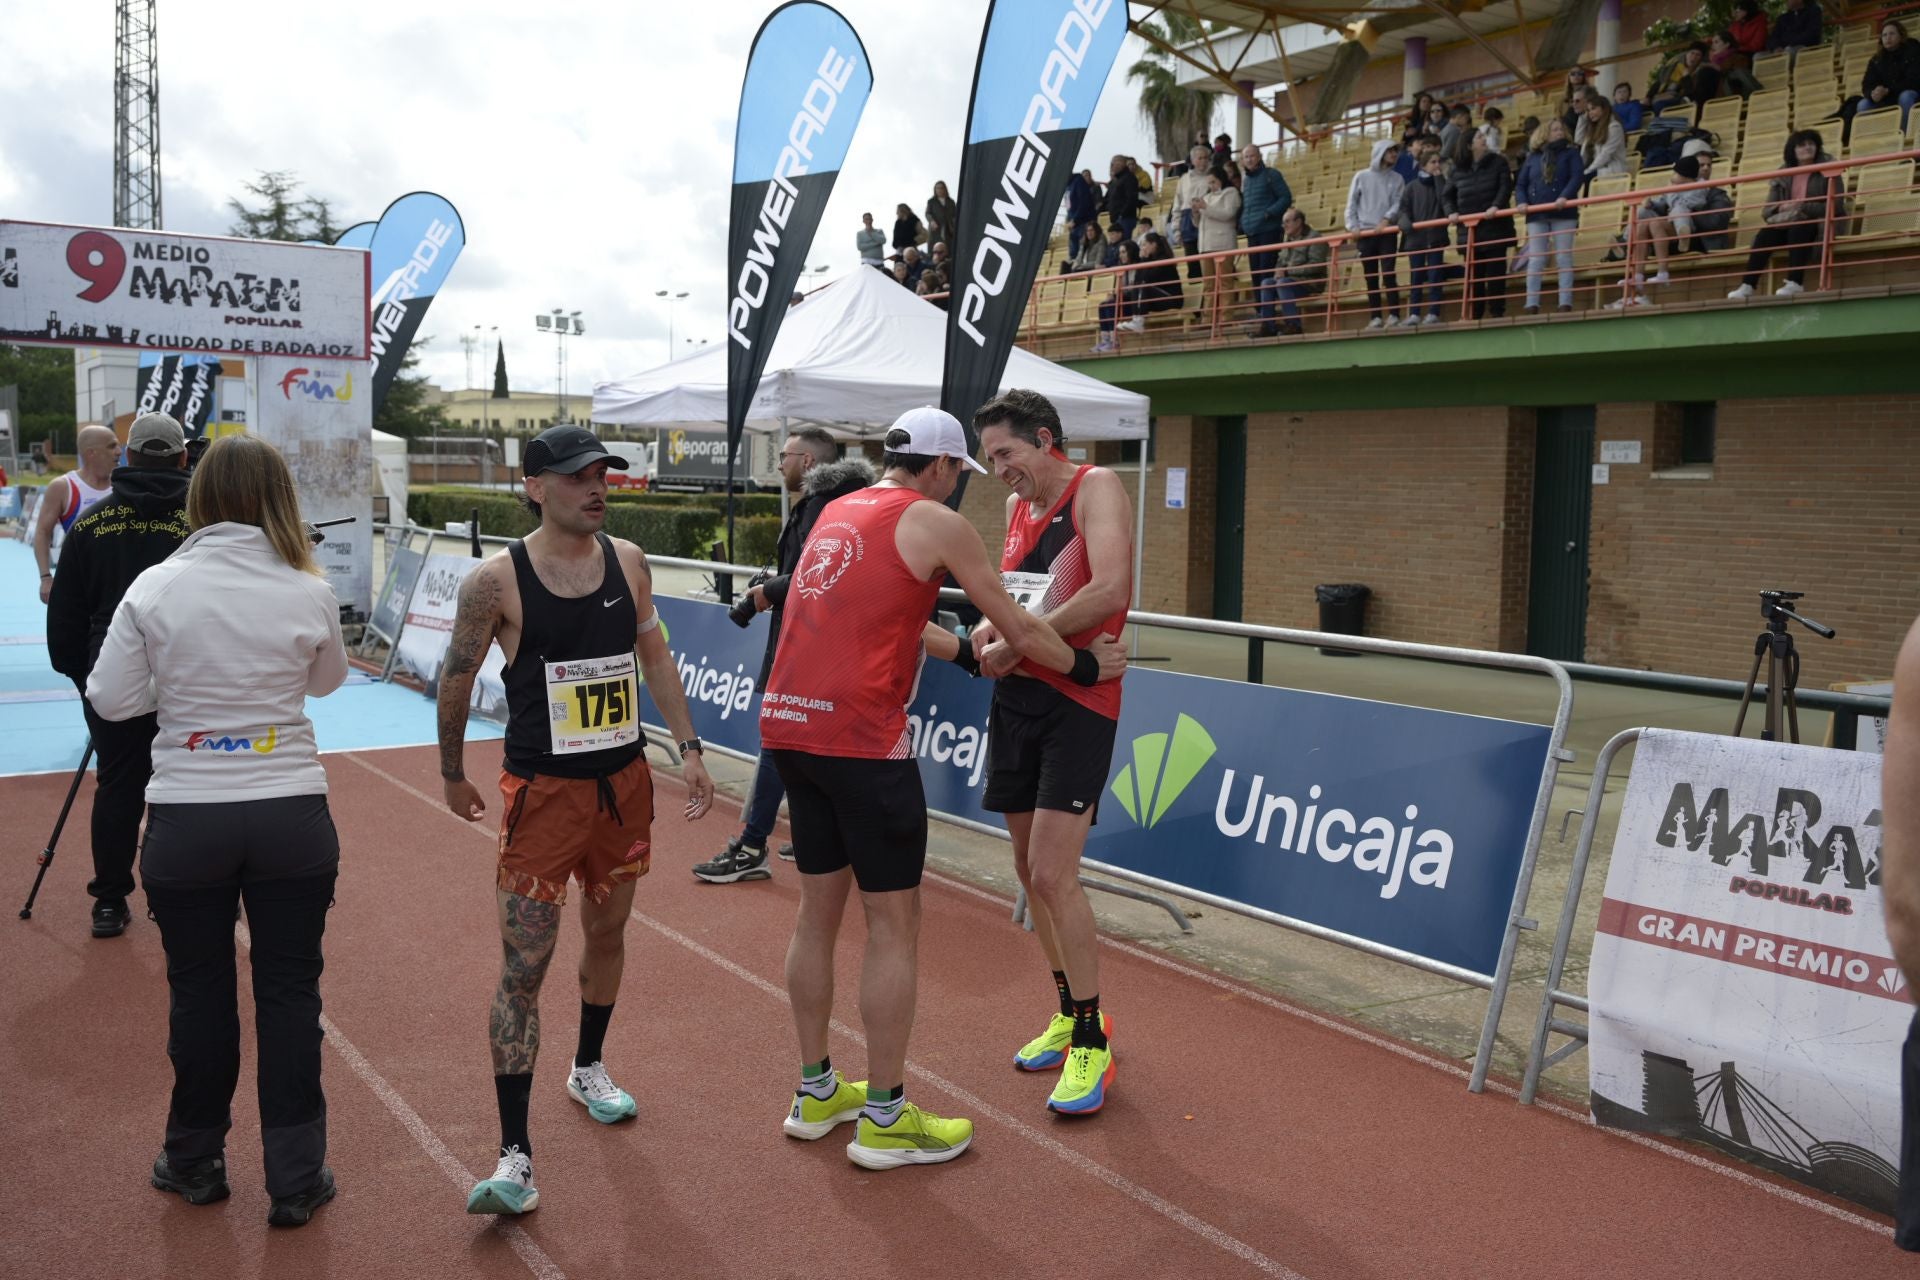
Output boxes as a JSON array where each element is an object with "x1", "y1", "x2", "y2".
[{"x1": 592, "y1": 267, "x2": 1148, "y2": 441}]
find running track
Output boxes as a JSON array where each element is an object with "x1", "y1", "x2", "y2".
[{"x1": 2, "y1": 743, "x2": 1906, "y2": 1280}]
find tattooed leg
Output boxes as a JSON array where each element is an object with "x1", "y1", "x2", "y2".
[{"x1": 491, "y1": 890, "x2": 560, "y2": 1074}]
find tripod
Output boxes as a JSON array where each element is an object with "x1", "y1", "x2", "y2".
[
  {"x1": 1732, "y1": 591, "x2": 1834, "y2": 744},
  {"x1": 19, "y1": 739, "x2": 95, "y2": 920}
]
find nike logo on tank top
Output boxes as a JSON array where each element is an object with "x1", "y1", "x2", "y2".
[{"x1": 999, "y1": 464, "x2": 1128, "y2": 721}]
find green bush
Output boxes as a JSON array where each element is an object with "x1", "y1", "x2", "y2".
[
  {"x1": 733, "y1": 516, "x2": 782, "y2": 568},
  {"x1": 405, "y1": 489, "x2": 721, "y2": 558}
]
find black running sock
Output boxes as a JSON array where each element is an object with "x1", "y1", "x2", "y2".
[
  {"x1": 1052, "y1": 970, "x2": 1072, "y2": 1018},
  {"x1": 495, "y1": 1073, "x2": 533, "y2": 1158},
  {"x1": 576, "y1": 1000, "x2": 614, "y2": 1069},
  {"x1": 1070, "y1": 996, "x2": 1108, "y2": 1050}
]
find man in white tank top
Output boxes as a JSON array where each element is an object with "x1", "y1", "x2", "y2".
[{"x1": 34, "y1": 424, "x2": 119, "y2": 603}]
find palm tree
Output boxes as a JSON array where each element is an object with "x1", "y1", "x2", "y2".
[{"x1": 1127, "y1": 15, "x2": 1219, "y2": 166}]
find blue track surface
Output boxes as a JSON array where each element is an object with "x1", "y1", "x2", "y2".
[{"x1": 0, "y1": 535, "x2": 500, "y2": 777}]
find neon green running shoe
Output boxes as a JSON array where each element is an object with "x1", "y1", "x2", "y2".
[
  {"x1": 846, "y1": 1103, "x2": 973, "y2": 1169},
  {"x1": 1013, "y1": 1009, "x2": 1112, "y2": 1071},
  {"x1": 783, "y1": 1074, "x2": 868, "y2": 1140},
  {"x1": 1048, "y1": 1042, "x2": 1116, "y2": 1115}
]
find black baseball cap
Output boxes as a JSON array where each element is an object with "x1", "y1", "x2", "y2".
[{"x1": 524, "y1": 424, "x2": 628, "y2": 477}]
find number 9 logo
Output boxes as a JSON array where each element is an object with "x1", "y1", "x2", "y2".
[{"x1": 66, "y1": 231, "x2": 126, "y2": 303}]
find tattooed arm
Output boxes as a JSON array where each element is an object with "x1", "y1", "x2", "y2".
[{"x1": 439, "y1": 558, "x2": 504, "y2": 820}]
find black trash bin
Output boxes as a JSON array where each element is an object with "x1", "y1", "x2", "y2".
[{"x1": 1314, "y1": 583, "x2": 1371, "y2": 656}]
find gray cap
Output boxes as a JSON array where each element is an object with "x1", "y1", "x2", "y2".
[{"x1": 127, "y1": 412, "x2": 186, "y2": 457}]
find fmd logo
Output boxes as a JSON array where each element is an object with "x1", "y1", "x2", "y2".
[{"x1": 1110, "y1": 714, "x2": 1216, "y2": 829}]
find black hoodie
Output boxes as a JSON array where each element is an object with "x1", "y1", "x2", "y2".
[
  {"x1": 47, "y1": 464, "x2": 191, "y2": 684},
  {"x1": 755, "y1": 457, "x2": 876, "y2": 682}
]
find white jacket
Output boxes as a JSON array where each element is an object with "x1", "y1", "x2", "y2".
[
  {"x1": 87, "y1": 522, "x2": 347, "y2": 803},
  {"x1": 1197, "y1": 186, "x2": 1242, "y2": 254}
]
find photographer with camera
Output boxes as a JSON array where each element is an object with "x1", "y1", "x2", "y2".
[
  {"x1": 694, "y1": 427, "x2": 873, "y2": 884},
  {"x1": 45, "y1": 412, "x2": 192, "y2": 939}
]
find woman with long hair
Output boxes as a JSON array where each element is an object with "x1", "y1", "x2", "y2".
[
  {"x1": 1515, "y1": 117, "x2": 1584, "y2": 313},
  {"x1": 1193, "y1": 164, "x2": 1243, "y2": 322},
  {"x1": 1729, "y1": 129, "x2": 1839, "y2": 299},
  {"x1": 924, "y1": 180, "x2": 957, "y2": 251},
  {"x1": 891, "y1": 202, "x2": 923, "y2": 254},
  {"x1": 88, "y1": 434, "x2": 348, "y2": 1228},
  {"x1": 1577, "y1": 95, "x2": 1628, "y2": 179}
]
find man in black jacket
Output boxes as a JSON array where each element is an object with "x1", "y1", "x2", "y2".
[
  {"x1": 692, "y1": 428, "x2": 874, "y2": 884},
  {"x1": 46, "y1": 412, "x2": 192, "y2": 938}
]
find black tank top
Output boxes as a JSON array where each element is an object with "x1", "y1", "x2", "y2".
[{"x1": 502, "y1": 534, "x2": 643, "y2": 780}]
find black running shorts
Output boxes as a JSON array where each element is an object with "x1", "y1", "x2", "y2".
[
  {"x1": 981, "y1": 676, "x2": 1118, "y2": 820},
  {"x1": 766, "y1": 750, "x2": 927, "y2": 893}
]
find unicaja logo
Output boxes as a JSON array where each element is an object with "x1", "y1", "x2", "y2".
[{"x1": 1110, "y1": 714, "x2": 1217, "y2": 829}]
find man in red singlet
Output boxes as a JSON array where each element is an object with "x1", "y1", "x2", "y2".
[
  {"x1": 968, "y1": 389, "x2": 1135, "y2": 1116},
  {"x1": 761, "y1": 406, "x2": 1125, "y2": 1170}
]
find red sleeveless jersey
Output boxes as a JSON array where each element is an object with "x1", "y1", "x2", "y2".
[
  {"x1": 760, "y1": 486, "x2": 942, "y2": 759},
  {"x1": 1000, "y1": 465, "x2": 1129, "y2": 720}
]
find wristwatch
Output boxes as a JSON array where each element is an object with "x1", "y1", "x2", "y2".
[{"x1": 678, "y1": 737, "x2": 704, "y2": 757}]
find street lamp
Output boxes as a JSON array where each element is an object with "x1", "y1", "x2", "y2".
[
  {"x1": 655, "y1": 289, "x2": 689, "y2": 363},
  {"x1": 535, "y1": 308, "x2": 584, "y2": 423}
]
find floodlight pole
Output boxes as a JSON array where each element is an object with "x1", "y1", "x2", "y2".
[{"x1": 656, "y1": 290, "x2": 689, "y2": 362}]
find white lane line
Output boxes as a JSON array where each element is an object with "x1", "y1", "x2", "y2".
[
  {"x1": 921, "y1": 871, "x2": 1896, "y2": 1238},
  {"x1": 239, "y1": 906, "x2": 565, "y2": 1277},
  {"x1": 345, "y1": 752, "x2": 1302, "y2": 1279}
]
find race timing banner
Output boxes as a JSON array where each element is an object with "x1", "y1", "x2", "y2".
[
  {"x1": 0, "y1": 220, "x2": 369, "y2": 357},
  {"x1": 942, "y1": 0, "x2": 1126, "y2": 497},
  {"x1": 725, "y1": 2, "x2": 872, "y2": 542}
]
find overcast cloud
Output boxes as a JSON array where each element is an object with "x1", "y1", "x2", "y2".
[{"x1": 0, "y1": 2, "x2": 1200, "y2": 398}]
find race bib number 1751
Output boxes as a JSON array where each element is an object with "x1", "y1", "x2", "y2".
[{"x1": 544, "y1": 652, "x2": 639, "y2": 755}]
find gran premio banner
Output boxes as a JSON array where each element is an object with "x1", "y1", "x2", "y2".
[
  {"x1": 1587, "y1": 729, "x2": 1901, "y2": 1213},
  {"x1": 0, "y1": 220, "x2": 369, "y2": 356}
]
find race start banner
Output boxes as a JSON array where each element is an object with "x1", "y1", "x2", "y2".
[
  {"x1": 942, "y1": 0, "x2": 1126, "y2": 494},
  {"x1": 255, "y1": 354, "x2": 374, "y2": 613},
  {"x1": 360, "y1": 193, "x2": 465, "y2": 414},
  {"x1": 726, "y1": 3, "x2": 872, "y2": 541},
  {"x1": 0, "y1": 220, "x2": 369, "y2": 357},
  {"x1": 1587, "y1": 729, "x2": 1901, "y2": 1213},
  {"x1": 637, "y1": 596, "x2": 1551, "y2": 977}
]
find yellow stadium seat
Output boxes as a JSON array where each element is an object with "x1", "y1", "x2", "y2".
[{"x1": 1843, "y1": 161, "x2": 1920, "y2": 246}]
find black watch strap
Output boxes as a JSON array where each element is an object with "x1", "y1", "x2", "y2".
[{"x1": 678, "y1": 737, "x2": 704, "y2": 756}]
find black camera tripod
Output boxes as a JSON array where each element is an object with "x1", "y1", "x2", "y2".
[{"x1": 1732, "y1": 590, "x2": 1835, "y2": 744}]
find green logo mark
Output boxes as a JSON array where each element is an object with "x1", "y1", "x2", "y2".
[{"x1": 1110, "y1": 714, "x2": 1217, "y2": 828}]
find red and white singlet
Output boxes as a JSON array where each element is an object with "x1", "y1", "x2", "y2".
[{"x1": 1000, "y1": 465, "x2": 1129, "y2": 720}]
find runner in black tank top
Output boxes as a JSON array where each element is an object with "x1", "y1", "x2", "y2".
[{"x1": 433, "y1": 424, "x2": 715, "y2": 1217}]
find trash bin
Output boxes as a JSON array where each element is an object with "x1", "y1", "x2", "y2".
[{"x1": 1314, "y1": 583, "x2": 1371, "y2": 657}]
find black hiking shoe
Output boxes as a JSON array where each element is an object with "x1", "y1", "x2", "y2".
[
  {"x1": 268, "y1": 1166, "x2": 336, "y2": 1227},
  {"x1": 92, "y1": 898, "x2": 131, "y2": 938},
  {"x1": 152, "y1": 1152, "x2": 230, "y2": 1205}
]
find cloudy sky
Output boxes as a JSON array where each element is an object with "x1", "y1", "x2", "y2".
[{"x1": 1, "y1": 2, "x2": 1202, "y2": 398}]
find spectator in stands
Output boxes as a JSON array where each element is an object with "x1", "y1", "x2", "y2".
[
  {"x1": 901, "y1": 245, "x2": 925, "y2": 288},
  {"x1": 1104, "y1": 154, "x2": 1141, "y2": 237},
  {"x1": 1239, "y1": 144, "x2": 1294, "y2": 338},
  {"x1": 1728, "y1": 130, "x2": 1839, "y2": 300},
  {"x1": 1609, "y1": 150, "x2": 1730, "y2": 308},
  {"x1": 1578, "y1": 95, "x2": 1629, "y2": 179},
  {"x1": 1425, "y1": 101, "x2": 1451, "y2": 138},
  {"x1": 856, "y1": 213, "x2": 885, "y2": 266},
  {"x1": 1401, "y1": 149, "x2": 1450, "y2": 325},
  {"x1": 929, "y1": 241, "x2": 954, "y2": 280},
  {"x1": 1346, "y1": 139, "x2": 1406, "y2": 329},
  {"x1": 1766, "y1": 0, "x2": 1823, "y2": 57},
  {"x1": 1270, "y1": 206, "x2": 1329, "y2": 335},
  {"x1": 1445, "y1": 128, "x2": 1517, "y2": 320},
  {"x1": 1516, "y1": 118, "x2": 1583, "y2": 313},
  {"x1": 1175, "y1": 143, "x2": 1214, "y2": 281},
  {"x1": 1100, "y1": 224, "x2": 1126, "y2": 268},
  {"x1": 892, "y1": 202, "x2": 923, "y2": 255},
  {"x1": 1065, "y1": 168, "x2": 1101, "y2": 246},
  {"x1": 1509, "y1": 115, "x2": 1541, "y2": 169},
  {"x1": 1840, "y1": 20, "x2": 1920, "y2": 138},
  {"x1": 1561, "y1": 66, "x2": 1593, "y2": 131},
  {"x1": 916, "y1": 271, "x2": 949, "y2": 310},
  {"x1": 1612, "y1": 82, "x2": 1645, "y2": 133},
  {"x1": 1089, "y1": 240, "x2": 1140, "y2": 352},
  {"x1": 924, "y1": 182, "x2": 957, "y2": 254},
  {"x1": 1133, "y1": 215, "x2": 1158, "y2": 248},
  {"x1": 1478, "y1": 105, "x2": 1507, "y2": 154},
  {"x1": 1064, "y1": 222, "x2": 1105, "y2": 275},
  {"x1": 1710, "y1": 30, "x2": 1761, "y2": 98},
  {"x1": 889, "y1": 257, "x2": 912, "y2": 288},
  {"x1": 1117, "y1": 232, "x2": 1182, "y2": 335},
  {"x1": 1442, "y1": 104, "x2": 1475, "y2": 170},
  {"x1": 1193, "y1": 164, "x2": 1242, "y2": 320},
  {"x1": 1406, "y1": 92, "x2": 1436, "y2": 137},
  {"x1": 1654, "y1": 42, "x2": 1725, "y2": 119},
  {"x1": 1730, "y1": 1, "x2": 1769, "y2": 57},
  {"x1": 1212, "y1": 133, "x2": 1234, "y2": 169}
]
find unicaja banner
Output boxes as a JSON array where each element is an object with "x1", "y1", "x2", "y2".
[
  {"x1": 361, "y1": 193, "x2": 465, "y2": 414},
  {"x1": 942, "y1": 0, "x2": 1126, "y2": 476},
  {"x1": 1586, "y1": 730, "x2": 1901, "y2": 1213},
  {"x1": 725, "y1": 2, "x2": 872, "y2": 540}
]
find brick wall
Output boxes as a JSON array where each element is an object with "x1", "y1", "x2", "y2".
[{"x1": 1585, "y1": 395, "x2": 1920, "y2": 685}]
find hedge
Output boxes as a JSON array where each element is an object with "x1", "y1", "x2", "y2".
[
  {"x1": 406, "y1": 490, "x2": 722, "y2": 559},
  {"x1": 733, "y1": 516, "x2": 782, "y2": 568}
]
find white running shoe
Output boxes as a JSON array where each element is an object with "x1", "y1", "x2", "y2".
[
  {"x1": 567, "y1": 1061, "x2": 638, "y2": 1124},
  {"x1": 465, "y1": 1146, "x2": 538, "y2": 1215},
  {"x1": 1422, "y1": 312, "x2": 1442, "y2": 325},
  {"x1": 1364, "y1": 316, "x2": 1385, "y2": 330},
  {"x1": 1727, "y1": 282, "x2": 1755, "y2": 300},
  {"x1": 1119, "y1": 315, "x2": 1146, "y2": 332},
  {"x1": 1091, "y1": 336, "x2": 1115, "y2": 353},
  {"x1": 1647, "y1": 270, "x2": 1671, "y2": 285},
  {"x1": 1776, "y1": 280, "x2": 1805, "y2": 297}
]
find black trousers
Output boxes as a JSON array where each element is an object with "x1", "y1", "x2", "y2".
[
  {"x1": 80, "y1": 695, "x2": 158, "y2": 902},
  {"x1": 1742, "y1": 221, "x2": 1820, "y2": 287},
  {"x1": 142, "y1": 794, "x2": 339, "y2": 1196},
  {"x1": 1466, "y1": 231, "x2": 1512, "y2": 317},
  {"x1": 1357, "y1": 231, "x2": 1401, "y2": 318}
]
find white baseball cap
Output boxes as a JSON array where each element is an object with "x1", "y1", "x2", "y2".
[
  {"x1": 1680, "y1": 138, "x2": 1718, "y2": 160},
  {"x1": 887, "y1": 406, "x2": 988, "y2": 473}
]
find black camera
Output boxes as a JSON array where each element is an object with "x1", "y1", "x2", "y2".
[{"x1": 727, "y1": 569, "x2": 774, "y2": 628}]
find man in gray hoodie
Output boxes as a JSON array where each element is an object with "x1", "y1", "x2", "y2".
[{"x1": 1345, "y1": 139, "x2": 1407, "y2": 329}]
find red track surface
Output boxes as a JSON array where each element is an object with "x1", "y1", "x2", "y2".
[{"x1": 3, "y1": 742, "x2": 1906, "y2": 1279}]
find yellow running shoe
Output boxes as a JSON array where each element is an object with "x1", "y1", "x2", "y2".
[
  {"x1": 1013, "y1": 1010, "x2": 1112, "y2": 1071},
  {"x1": 1047, "y1": 1042, "x2": 1116, "y2": 1115},
  {"x1": 782, "y1": 1074, "x2": 868, "y2": 1140},
  {"x1": 846, "y1": 1104, "x2": 973, "y2": 1169}
]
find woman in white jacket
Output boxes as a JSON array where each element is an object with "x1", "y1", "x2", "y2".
[
  {"x1": 1575, "y1": 96, "x2": 1629, "y2": 180},
  {"x1": 1192, "y1": 165, "x2": 1242, "y2": 322},
  {"x1": 88, "y1": 434, "x2": 347, "y2": 1228}
]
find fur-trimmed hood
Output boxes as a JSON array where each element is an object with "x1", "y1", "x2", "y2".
[{"x1": 802, "y1": 456, "x2": 876, "y2": 499}]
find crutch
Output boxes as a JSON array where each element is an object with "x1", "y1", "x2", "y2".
[{"x1": 19, "y1": 739, "x2": 94, "y2": 920}]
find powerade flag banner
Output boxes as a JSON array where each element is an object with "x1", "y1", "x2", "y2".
[
  {"x1": 725, "y1": 2, "x2": 872, "y2": 543},
  {"x1": 363, "y1": 193, "x2": 465, "y2": 414},
  {"x1": 135, "y1": 354, "x2": 219, "y2": 437},
  {"x1": 332, "y1": 222, "x2": 376, "y2": 251},
  {"x1": 942, "y1": 0, "x2": 1126, "y2": 493}
]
